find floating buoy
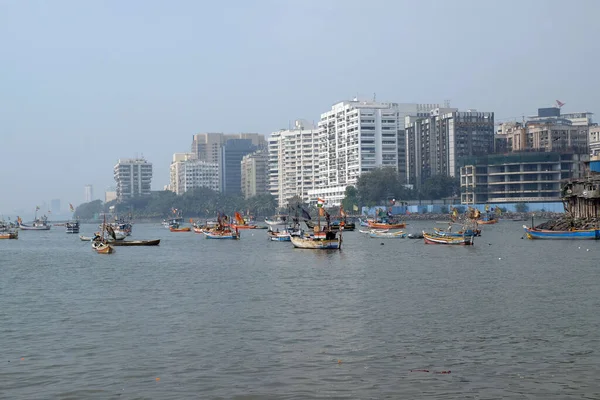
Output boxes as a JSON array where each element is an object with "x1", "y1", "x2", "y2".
[
  {"x1": 338, "y1": 360, "x2": 342, "y2": 364},
  {"x1": 155, "y1": 377, "x2": 160, "y2": 382},
  {"x1": 20, "y1": 358, "x2": 24, "y2": 361}
]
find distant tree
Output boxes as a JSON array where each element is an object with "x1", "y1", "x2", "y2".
[
  {"x1": 74, "y1": 200, "x2": 103, "y2": 220},
  {"x1": 341, "y1": 186, "x2": 359, "y2": 213},
  {"x1": 515, "y1": 202, "x2": 529, "y2": 213},
  {"x1": 419, "y1": 175, "x2": 460, "y2": 200},
  {"x1": 356, "y1": 167, "x2": 416, "y2": 205}
]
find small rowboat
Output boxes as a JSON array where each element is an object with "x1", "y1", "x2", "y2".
[
  {"x1": 368, "y1": 230, "x2": 406, "y2": 239},
  {"x1": 203, "y1": 230, "x2": 240, "y2": 239},
  {"x1": 0, "y1": 231, "x2": 18, "y2": 239},
  {"x1": 228, "y1": 223, "x2": 257, "y2": 230},
  {"x1": 170, "y1": 226, "x2": 191, "y2": 232},
  {"x1": 476, "y1": 218, "x2": 497, "y2": 225},
  {"x1": 423, "y1": 232, "x2": 474, "y2": 245},
  {"x1": 367, "y1": 221, "x2": 406, "y2": 229},
  {"x1": 359, "y1": 228, "x2": 389, "y2": 234},
  {"x1": 92, "y1": 240, "x2": 115, "y2": 254}
]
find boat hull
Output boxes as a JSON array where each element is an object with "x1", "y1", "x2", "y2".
[
  {"x1": 523, "y1": 225, "x2": 600, "y2": 240},
  {"x1": 423, "y1": 233, "x2": 474, "y2": 245},
  {"x1": 170, "y1": 227, "x2": 191, "y2": 232},
  {"x1": 19, "y1": 224, "x2": 51, "y2": 230},
  {"x1": 476, "y1": 219, "x2": 497, "y2": 225},
  {"x1": 109, "y1": 239, "x2": 160, "y2": 246},
  {"x1": 290, "y1": 235, "x2": 341, "y2": 249},
  {"x1": 368, "y1": 231, "x2": 406, "y2": 239},
  {"x1": 0, "y1": 232, "x2": 18, "y2": 239},
  {"x1": 367, "y1": 222, "x2": 406, "y2": 229},
  {"x1": 228, "y1": 224, "x2": 257, "y2": 229},
  {"x1": 92, "y1": 242, "x2": 115, "y2": 253},
  {"x1": 203, "y1": 231, "x2": 240, "y2": 239}
]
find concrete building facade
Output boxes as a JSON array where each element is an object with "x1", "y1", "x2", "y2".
[
  {"x1": 241, "y1": 150, "x2": 269, "y2": 199},
  {"x1": 405, "y1": 108, "x2": 495, "y2": 188},
  {"x1": 113, "y1": 158, "x2": 153, "y2": 201},
  {"x1": 268, "y1": 120, "x2": 319, "y2": 208},
  {"x1": 169, "y1": 153, "x2": 219, "y2": 195},
  {"x1": 590, "y1": 125, "x2": 600, "y2": 156}
]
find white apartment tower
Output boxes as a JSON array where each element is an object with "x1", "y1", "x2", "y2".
[
  {"x1": 84, "y1": 184, "x2": 93, "y2": 202},
  {"x1": 114, "y1": 158, "x2": 153, "y2": 201},
  {"x1": 169, "y1": 153, "x2": 219, "y2": 195},
  {"x1": 307, "y1": 99, "x2": 439, "y2": 206},
  {"x1": 268, "y1": 120, "x2": 319, "y2": 208}
]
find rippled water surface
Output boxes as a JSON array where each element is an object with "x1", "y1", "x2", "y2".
[{"x1": 1, "y1": 221, "x2": 600, "y2": 399}]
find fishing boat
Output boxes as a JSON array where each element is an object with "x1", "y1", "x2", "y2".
[
  {"x1": 108, "y1": 239, "x2": 160, "y2": 246},
  {"x1": 229, "y1": 212, "x2": 258, "y2": 229},
  {"x1": 359, "y1": 228, "x2": 389, "y2": 234},
  {"x1": 18, "y1": 212, "x2": 51, "y2": 230},
  {"x1": 523, "y1": 225, "x2": 600, "y2": 240},
  {"x1": 92, "y1": 216, "x2": 115, "y2": 254},
  {"x1": 407, "y1": 232, "x2": 424, "y2": 239},
  {"x1": 290, "y1": 205, "x2": 342, "y2": 250},
  {"x1": 265, "y1": 215, "x2": 289, "y2": 229},
  {"x1": 433, "y1": 227, "x2": 481, "y2": 237},
  {"x1": 304, "y1": 218, "x2": 355, "y2": 231},
  {"x1": 0, "y1": 231, "x2": 18, "y2": 239},
  {"x1": 290, "y1": 230, "x2": 342, "y2": 249},
  {"x1": 65, "y1": 221, "x2": 80, "y2": 234},
  {"x1": 267, "y1": 229, "x2": 291, "y2": 241},
  {"x1": 477, "y1": 217, "x2": 498, "y2": 225},
  {"x1": 170, "y1": 225, "x2": 191, "y2": 232},
  {"x1": 423, "y1": 232, "x2": 474, "y2": 245},
  {"x1": 203, "y1": 229, "x2": 240, "y2": 239},
  {"x1": 368, "y1": 230, "x2": 406, "y2": 239}
]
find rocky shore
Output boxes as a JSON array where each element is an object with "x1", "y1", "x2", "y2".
[{"x1": 535, "y1": 216, "x2": 600, "y2": 231}]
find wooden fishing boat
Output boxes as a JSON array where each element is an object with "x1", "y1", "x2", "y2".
[
  {"x1": 523, "y1": 225, "x2": 600, "y2": 240},
  {"x1": 368, "y1": 230, "x2": 406, "y2": 239},
  {"x1": 92, "y1": 216, "x2": 115, "y2": 254},
  {"x1": 434, "y1": 227, "x2": 481, "y2": 237},
  {"x1": 193, "y1": 226, "x2": 205, "y2": 234},
  {"x1": 304, "y1": 219, "x2": 355, "y2": 231},
  {"x1": 228, "y1": 223, "x2": 257, "y2": 229},
  {"x1": 267, "y1": 229, "x2": 291, "y2": 241},
  {"x1": 290, "y1": 231, "x2": 342, "y2": 249},
  {"x1": 170, "y1": 226, "x2": 191, "y2": 232},
  {"x1": 423, "y1": 232, "x2": 474, "y2": 245},
  {"x1": 80, "y1": 235, "x2": 92, "y2": 241},
  {"x1": 476, "y1": 218, "x2": 497, "y2": 225},
  {"x1": 109, "y1": 239, "x2": 160, "y2": 246},
  {"x1": 359, "y1": 228, "x2": 389, "y2": 234},
  {"x1": 367, "y1": 220, "x2": 406, "y2": 229},
  {"x1": 0, "y1": 231, "x2": 18, "y2": 239},
  {"x1": 92, "y1": 240, "x2": 115, "y2": 253},
  {"x1": 203, "y1": 230, "x2": 240, "y2": 239}
]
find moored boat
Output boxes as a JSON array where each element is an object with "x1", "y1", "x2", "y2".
[
  {"x1": 18, "y1": 213, "x2": 51, "y2": 230},
  {"x1": 66, "y1": 221, "x2": 80, "y2": 234},
  {"x1": 523, "y1": 225, "x2": 600, "y2": 240},
  {"x1": 368, "y1": 230, "x2": 406, "y2": 239},
  {"x1": 423, "y1": 232, "x2": 474, "y2": 245},
  {"x1": 290, "y1": 231, "x2": 342, "y2": 249},
  {"x1": 0, "y1": 230, "x2": 18, "y2": 239},
  {"x1": 203, "y1": 230, "x2": 240, "y2": 239},
  {"x1": 92, "y1": 240, "x2": 115, "y2": 253},
  {"x1": 170, "y1": 226, "x2": 191, "y2": 232},
  {"x1": 367, "y1": 220, "x2": 406, "y2": 229},
  {"x1": 267, "y1": 229, "x2": 291, "y2": 241},
  {"x1": 109, "y1": 239, "x2": 160, "y2": 246}
]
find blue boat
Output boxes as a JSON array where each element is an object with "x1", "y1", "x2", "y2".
[{"x1": 523, "y1": 225, "x2": 600, "y2": 240}]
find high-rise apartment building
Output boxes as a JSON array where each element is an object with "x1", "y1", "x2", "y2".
[
  {"x1": 268, "y1": 120, "x2": 319, "y2": 208},
  {"x1": 191, "y1": 133, "x2": 266, "y2": 163},
  {"x1": 221, "y1": 139, "x2": 257, "y2": 194},
  {"x1": 405, "y1": 108, "x2": 495, "y2": 187},
  {"x1": 84, "y1": 184, "x2": 93, "y2": 202},
  {"x1": 113, "y1": 158, "x2": 153, "y2": 201},
  {"x1": 305, "y1": 100, "x2": 439, "y2": 205},
  {"x1": 169, "y1": 153, "x2": 219, "y2": 195},
  {"x1": 241, "y1": 150, "x2": 269, "y2": 199}
]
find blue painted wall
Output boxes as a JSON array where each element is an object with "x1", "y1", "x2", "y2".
[{"x1": 362, "y1": 202, "x2": 564, "y2": 215}]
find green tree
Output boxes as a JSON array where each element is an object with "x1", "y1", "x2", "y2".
[
  {"x1": 419, "y1": 175, "x2": 460, "y2": 200},
  {"x1": 515, "y1": 202, "x2": 529, "y2": 213},
  {"x1": 356, "y1": 167, "x2": 416, "y2": 205},
  {"x1": 74, "y1": 200, "x2": 103, "y2": 220},
  {"x1": 341, "y1": 185, "x2": 359, "y2": 213}
]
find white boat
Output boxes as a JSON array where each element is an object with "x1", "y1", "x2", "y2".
[
  {"x1": 265, "y1": 215, "x2": 289, "y2": 228},
  {"x1": 66, "y1": 221, "x2": 80, "y2": 234},
  {"x1": 359, "y1": 228, "x2": 389, "y2": 234},
  {"x1": 290, "y1": 230, "x2": 342, "y2": 250},
  {"x1": 267, "y1": 229, "x2": 291, "y2": 241},
  {"x1": 19, "y1": 215, "x2": 51, "y2": 230},
  {"x1": 368, "y1": 230, "x2": 406, "y2": 239}
]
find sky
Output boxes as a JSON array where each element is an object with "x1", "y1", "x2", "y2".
[{"x1": 1, "y1": 0, "x2": 599, "y2": 216}]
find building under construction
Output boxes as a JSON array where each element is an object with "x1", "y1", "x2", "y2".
[{"x1": 561, "y1": 156, "x2": 600, "y2": 219}]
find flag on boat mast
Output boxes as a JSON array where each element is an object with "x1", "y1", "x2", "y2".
[{"x1": 317, "y1": 198, "x2": 325, "y2": 208}]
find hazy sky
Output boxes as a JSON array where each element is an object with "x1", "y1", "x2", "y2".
[{"x1": 1, "y1": 0, "x2": 599, "y2": 214}]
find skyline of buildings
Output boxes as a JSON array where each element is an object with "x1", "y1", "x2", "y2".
[{"x1": 241, "y1": 150, "x2": 268, "y2": 199}]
